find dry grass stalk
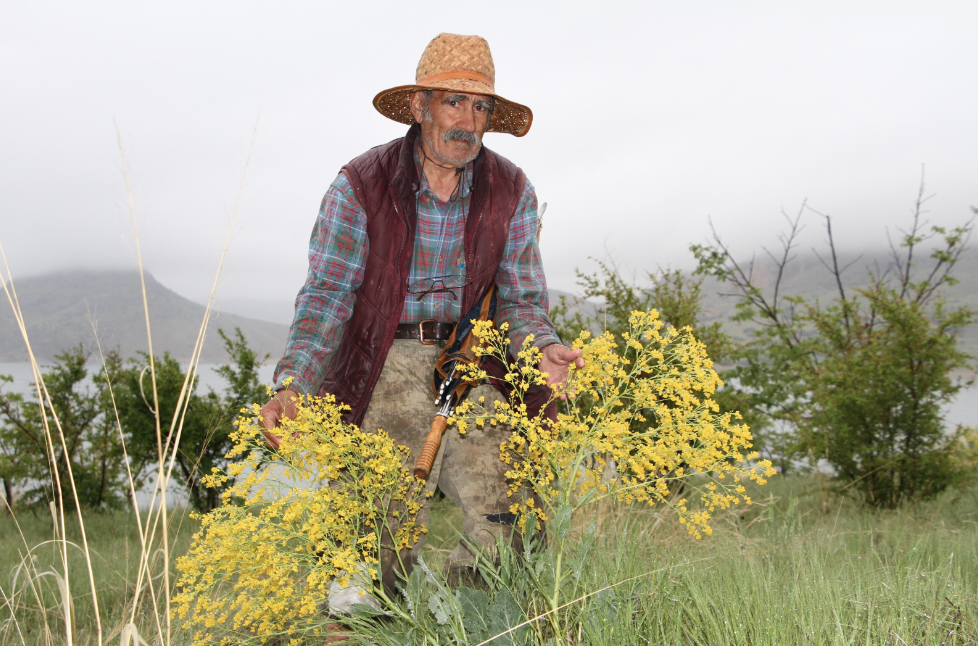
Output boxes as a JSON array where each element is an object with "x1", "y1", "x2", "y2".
[
  {"x1": 0, "y1": 118, "x2": 259, "y2": 646},
  {"x1": 113, "y1": 118, "x2": 259, "y2": 645},
  {"x1": 0, "y1": 241, "x2": 103, "y2": 646}
]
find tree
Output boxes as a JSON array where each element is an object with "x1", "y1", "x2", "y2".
[
  {"x1": 0, "y1": 327, "x2": 269, "y2": 512},
  {"x1": 209, "y1": 328, "x2": 270, "y2": 421},
  {"x1": 0, "y1": 346, "x2": 127, "y2": 510},
  {"x1": 691, "y1": 188, "x2": 975, "y2": 507},
  {"x1": 112, "y1": 328, "x2": 269, "y2": 511}
]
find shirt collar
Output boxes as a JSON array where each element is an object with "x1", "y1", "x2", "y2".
[{"x1": 414, "y1": 138, "x2": 474, "y2": 201}]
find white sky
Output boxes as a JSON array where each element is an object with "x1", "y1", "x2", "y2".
[{"x1": 2, "y1": 1, "x2": 976, "y2": 309}]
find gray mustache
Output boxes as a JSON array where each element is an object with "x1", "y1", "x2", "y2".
[{"x1": 442, "y1": 128, "x2": 479, "y2": 145}]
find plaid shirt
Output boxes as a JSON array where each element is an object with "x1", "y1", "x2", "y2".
[{"x1": 274, "y1": 142, "x2": 560, "y2": 395}]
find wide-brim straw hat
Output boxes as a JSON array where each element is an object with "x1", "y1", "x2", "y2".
[{"x1": 373, "y1": 33, "x2": 533, "y2": 137}]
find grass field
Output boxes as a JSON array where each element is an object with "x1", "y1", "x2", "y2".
[{"x1": 2, "y1": 475, "x2": 977, "y2": 645}]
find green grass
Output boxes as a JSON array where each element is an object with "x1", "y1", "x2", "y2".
[
  {"x1": 2, "y1": 477, "x2": 977, "y2": 644},
  {"x1": 0, "y1": 506, "x2": 198, "y2": 645},
  {"x1": 417, "y1": 476, "x2": 978, "y2": 645}
]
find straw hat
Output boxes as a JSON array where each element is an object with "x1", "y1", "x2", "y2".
[{"x1": 373, "y1": 33, "x2": 533, "y2": 137}]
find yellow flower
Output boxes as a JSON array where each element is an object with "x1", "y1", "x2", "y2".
[
  {"x1": 174, "y1": 394, "x2": 427, "y2": 642},
  {"x1": 455, "y1": 310, "x2": 773, "y2": 536}
]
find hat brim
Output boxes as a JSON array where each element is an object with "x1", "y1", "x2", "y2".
[{"x1": 373, "y1": 81, "x2": 533, "y2": 137}]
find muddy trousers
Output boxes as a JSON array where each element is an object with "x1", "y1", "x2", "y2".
[{"x1": 359, "y1": 340, "x2": 521, "y2": 595}]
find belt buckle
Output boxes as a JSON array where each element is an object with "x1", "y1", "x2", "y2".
[{"x1": 418, "y1": 319, "x2": 438, "y2": 345}]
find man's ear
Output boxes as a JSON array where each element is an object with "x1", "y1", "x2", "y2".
[{"x1": 409, "y1": 91, "x2": 425, "y2": 124}]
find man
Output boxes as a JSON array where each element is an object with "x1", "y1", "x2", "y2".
[{"x1": 261, "y1": 33, "x2": 583, "y2": 595}]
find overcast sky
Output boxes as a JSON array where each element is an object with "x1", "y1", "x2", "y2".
[{"x1": 2, "y1": 1, "x2": 976, "y2": 316}]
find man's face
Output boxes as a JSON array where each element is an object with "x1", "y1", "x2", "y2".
[{"x1": 410, "y1": 90, "x2": 492, "y2": 166}]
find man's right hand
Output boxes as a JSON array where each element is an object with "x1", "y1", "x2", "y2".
[{"x1": 259, "y1": 388, "x2": 300, "y2": 450}]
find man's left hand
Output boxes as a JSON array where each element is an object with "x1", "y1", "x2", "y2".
[{"x1": 539, "y1": 343, "x2": 585, "y2": 399}]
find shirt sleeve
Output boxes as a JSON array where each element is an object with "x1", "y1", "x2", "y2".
[
  {"x1": 494, "y1": 178, "x2": 562, "y2": 354},
  {"x1": 273, "y1": 173, "x2": 368, "y2": 395}
]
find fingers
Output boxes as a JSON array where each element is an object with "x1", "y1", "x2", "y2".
[
  {"x1": 539, "y1": 344, "x2": 586, "y2": 400},
  {"x1": 545, "y1": 344, "x2": 584, "y2": 368},
  {"x1": 260, "y1": 404, "x2": 278, "y2": 429},
  {"x1": 261, "y1": 428, "x2": 282, "y2": 450},
  {"x1": 259, "y1": 388, "x2": 299, "y2": 450},
  {"x1": 557, "y1": 346, "x2": 585, "y2": 370},
  {"x1": 259, "y1": 403, "x2": 283, "y2": 449},
  {"x1": 542, "y1": 360, "x2": 571, "y2": 389}
]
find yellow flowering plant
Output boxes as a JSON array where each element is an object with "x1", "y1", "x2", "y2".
[
  {"x1": 172, "y1": 391, "x2": 428, "y2": 645},
  {"x1": 457, "y1": 311, "x2": 774, "y2": 537},
  {"x1": 450, "y1": 310, "x2": 775, "y2": 639}
]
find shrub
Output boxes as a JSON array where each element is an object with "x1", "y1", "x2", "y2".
[
  {"x1": 0, "y1": 346, "x2": 127, "y2": 510},
  {"x1": 458, "y1": 314, "x2": 772, "y2": 539},
  {"x1": 691, "y1": 195, "x2": 975, "y2": 507},
  {"x1": 0, "y1": 327, "x2": 268, "y2": 512},
  {"x1": 109, "y1": 327, "x2": 269, "y2": 511}
]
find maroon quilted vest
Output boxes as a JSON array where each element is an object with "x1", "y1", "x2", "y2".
[{"x1": 317, "y1": 124, "x2": 546, "y2": 425}]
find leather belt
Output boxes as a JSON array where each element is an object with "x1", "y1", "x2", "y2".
[{"x1": 394, "y1": 320, "x2": 456, "y2": 345}]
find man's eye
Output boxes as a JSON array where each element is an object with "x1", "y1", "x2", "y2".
[{"x1": 448, "y1": 100, "x2": 458, "y2": 107}]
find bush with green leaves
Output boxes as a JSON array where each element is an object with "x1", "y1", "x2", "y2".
[
  {"x1": 550, "y1": 260, "x2": 731, "y2": 362},
  {"x1": 691, "y1": 193, "x2": 975, "y2": 507},
  {"x1": 0, "y1": 327, "x2": 268, "y2": 512},
  {"x1": 110, "y1": 328, "x2": 269, "y2": 511},
  {"x1": 0, "y1": 345, "x2": 127, "y2": 510}
]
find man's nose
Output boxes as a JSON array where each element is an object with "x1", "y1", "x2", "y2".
[{"x1": 457, "y1": 105, "x2": 477, "y2": 132}]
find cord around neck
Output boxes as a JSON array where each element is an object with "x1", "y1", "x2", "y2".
[{"x1": 418, "y1": 142, "x2": 465, "y2": 202}]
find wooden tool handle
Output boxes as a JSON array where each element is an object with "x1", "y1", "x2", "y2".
[{"x1": 414, "y1": 416, "x2": 449, "y2": 480}]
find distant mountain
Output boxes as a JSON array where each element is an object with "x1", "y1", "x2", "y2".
[
  {"x1": 697, "y1": 247, "x2": 978, "y2": 325},
  {"x1": 0, "y1": 271, "x2": 289, "y2": 363}
]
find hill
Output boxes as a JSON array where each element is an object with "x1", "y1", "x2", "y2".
[
  {"x1": 696, "y1": 247, "x2": 978, "y2": 357},
  {"x1": 0, "y1": 271, "x2": 290, "y2": 363}
]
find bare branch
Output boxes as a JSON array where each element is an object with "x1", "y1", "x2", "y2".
[
  {"x1": 762, "y1": 202, "x2": 806, "y2": 325},
  {"x1": 705, "y1": 208, "x2": 808, "y2": 347},
  {"x1": 807, "y1": 207, "x2": 851, "y2": 335},
  {"x1": 896, "y1": 166, "x2": 936, "y2": 299}
]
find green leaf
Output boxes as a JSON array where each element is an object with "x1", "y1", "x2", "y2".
[
  {"x1": 552, "y1": 505, "x2": 573, "y2": 542},
  {"x1": 349, "y1": 602, "x2": 387, "y2": 618},
  {"x1": 457, "y1": 586, "x2": 492, "y2": 641},
  {"x1": 486, "y1": 588, "x2": 528, "y2": 646},
  {"x1": 428, "y1": 589, "x2": 453, "y2": 625},
  {"x1": 585, "y1": 588, "x2": 619, "y2": 637}
]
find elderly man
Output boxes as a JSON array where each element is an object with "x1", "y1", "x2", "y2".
[{"x1": 261, "y1": 33, "x2": 582, "y2": 595}]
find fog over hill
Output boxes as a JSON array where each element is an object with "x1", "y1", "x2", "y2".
[
  {"x1": 0, "y1": 271, "x2": 289, "y2": 363},
  {"x1": 697, "y1": 245, "x2": 978, "y2": 307}
]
